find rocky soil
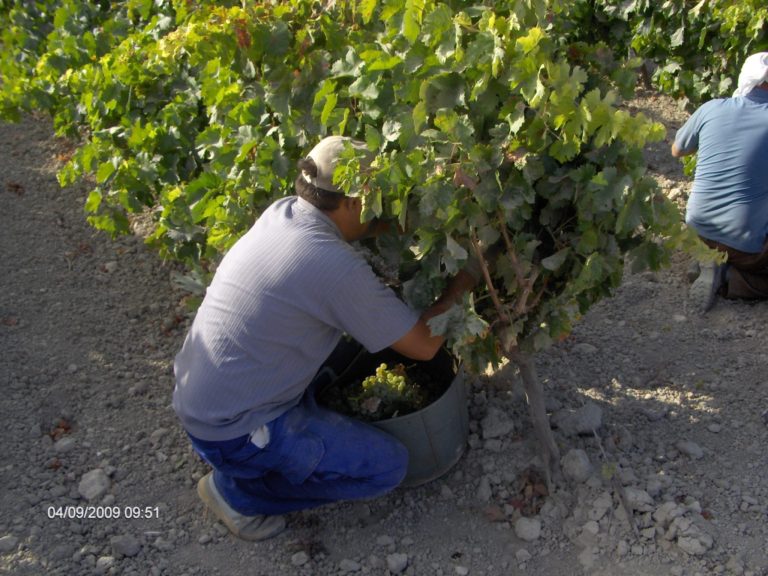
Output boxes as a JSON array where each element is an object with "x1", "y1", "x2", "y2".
[{"x1": 2, "y1": 92, "x2": 768, "y2": 576}]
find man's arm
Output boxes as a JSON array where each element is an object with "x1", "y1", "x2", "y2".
[
  {"x1": 670, "y1": 141, "x2": 695, "y2": 158},
  {"x1": 389, "y1": 269, "x2": 477, "y2": 361}
]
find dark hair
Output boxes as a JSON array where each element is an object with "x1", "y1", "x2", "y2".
[{"x1": 295, "y1": 157, "x2": 345, "y2": 211}]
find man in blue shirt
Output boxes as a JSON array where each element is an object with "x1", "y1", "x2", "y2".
[{"x1": 672, "y1": 52, "x2": 768, "y2": 313}]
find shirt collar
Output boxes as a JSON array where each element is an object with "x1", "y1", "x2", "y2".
[
  {"x1": 295, "y1": 196, "x2": 343, "y2": 239},
  {"x1": 745, "y1": 87, "x2": 768, "y2": 104}
]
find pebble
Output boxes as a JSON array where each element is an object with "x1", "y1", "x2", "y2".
[
  {"x1": 582, "y1": 520, "x2": 599, "y2": 536},
  {"x1": 589, "y1": 492, "x2": 613, "y2": 521},
  {"x1": 561, "y1": 449, "x2": 593, "y2": 483},
  {"x1": 573, "y1": 343, "x2": 598, "y2": 355},
  {"x1": 623, "y1": 487, "x2": 655, "y2": 512},
  {"x1": 616, "y1": 540, "x2": 630, "y2": 556},
  {"x1": 514, "y1": 517, "x2": 542, "y2": 542},
  {"x1": 339, "y1": 558, "x2": 361, "y2": 572},
  {"x1": 707, "y1": 423, "x2": 722, "y2": 434},
  {"x1": 78, "y1": 469, "x2": 111, "y2": 501},
  {"x1": 480, "y1": 407, "x2": 515, "y2": 439},
  {"x1": 386, "y1": 552, "x2": 409, "y2": 574},
  {"x1": 53, "y1": 436, "x2": 77, "y2": 453},
  {"x1": 95, "y1": 556, "x2": 115, "y2": 573},
  {"x1": 515, "y1": 548, "x2": 532, "y2": 562},
  {"x1": 476, "y1": 476, "x2": 492, "y2": 502},
  {"x1": 677, "y1": 534, "x2": 713, "y2": 555},
  {"x1": 376, "y1": 535, "x2": 395, "y2": 548},
  {"x1": 291, "y1": 551, "x2": 309, "y2": 566},
  {"x1": 552, "y1": 401, "x2": 603, "y2": 436},
  {"x1": 110, "y1": 534, "x2": 141, "y2": 558},
  {"x1": 0, "y1": 535, "x2": 19, "y2": 554},
  {"x1": 676, "y1": 440, "x2": 704, "y2": 460},
  {"x1": 455, "y1": 566, "x2": 470, "y2": 575},
  {"x1": 653, "y1": 502, "x2": 685, "y2": 528}
]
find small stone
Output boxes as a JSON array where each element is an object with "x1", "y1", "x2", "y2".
[
  {"x1": 676, "y1": 440, "x2": 704, "y2": 459},
  {"x1": 386, "y1": 552, "x2": 409, "y2": 574},
  {"x1": 103, "y1": 261, "x2": 118, "y2": 273},
  {"x1": 616, "y1": 540, "x2": 629, "y2": 556},
  {"x1": 110, "y1": 534, "x2": 141, "y2": 558},
  {"x1": 677, "y1": 533, "x2": 713, "y2": 555},
  {"x1": 291, "y1": 551, "x2": 310, "y2": 566},
  {"x1": 646, "y1": 478, "x2": 663, "y2": 498},
  {"x1": 95, "y1": 556, "x2": 115, "y2": 573},
  {"x1": 552, "y1": 402, "x2": 603, "y2": 436},
  {"x1": 707, "y1": 423, "x2": 722, "y2": 434},
  {"x1": 376, "y1": 535, "x2": 395, "y2": 548},
  {"x1": 582, "y1": 520, "x2": 599, "y2": 536},
  {"x1": 198, "y1": 534, "x2": 212, "y2": 545},
  {"x1": 480, "y1": 407, "x2": 515, "y2": 439},
  {"x1": 623, "y1": 487, "x2": 654, "y2": 512},
  {"x1": 78, "y1": 469, "x2": 111, "y2": 501},
  {"x1": 339, "y1": 558, "x2": 361, "y2": 572},
  {"x1": 653, "y1": 502, "x2": 684, "y2": 528},
  {"x1": 476, "y1": 476, "x2": 492, "y2": 502},
  {"x1": 578, "y1": 546, "x2": 597, "y2": 569},
  {"x1": 0, "y1": 535, "x2": 19, "y2": 554},
  {"x1": 515, "y1": 548, "x2": 532, "y2": 562},
  {"x1": 149, "y1": 428, "x2": 170, "y2": 446},
  {"x1": 53, "y1": 436, "x2": 76, "y2": 453},
  {"x1": 455, "y1": 566, "x2": 470, "y2": 575},
  {"x1": 514, "y1": 517, "x2": 542, "y2": 542},
  {"x1": 726, "y1": 555, "x2": 745, "y2": 575},
  {"x1": 573, "y1": 343, "x2": 598, "y2": 355},
  {"x1": 561, "y1": 449, "x2": 593, "y2": 483}
]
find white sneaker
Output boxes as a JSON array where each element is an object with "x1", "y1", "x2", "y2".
[
  {"x1": 689, "y1": 262, "x2": 728, "y2": 314},
  {"x1": 197, "y1": 472, "x2": 286, "y2": 541}
]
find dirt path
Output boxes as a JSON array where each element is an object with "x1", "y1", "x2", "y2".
[{"x1": 1, "y1": 96, "x2": 767, "y2": 576}]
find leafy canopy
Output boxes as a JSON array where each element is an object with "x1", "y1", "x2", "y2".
[{"x1": 0, "y1": 0, "x2": 702, "y2": 369}]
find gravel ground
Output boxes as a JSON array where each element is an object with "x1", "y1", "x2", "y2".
[{"x1": 2, "y1": 92, "x2": 768, "y2": 576}]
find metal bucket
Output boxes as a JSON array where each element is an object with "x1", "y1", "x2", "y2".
[
  {"x1": 319, "y1": 346, "x2": 470, "y2": 487},
  {"x1": 372, "y1": 362, "x2": 469, "y2": 487}
]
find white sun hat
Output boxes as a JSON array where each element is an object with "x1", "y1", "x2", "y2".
[{"x1": 733, "y1": 52, "x2": 768, "y2": 98}]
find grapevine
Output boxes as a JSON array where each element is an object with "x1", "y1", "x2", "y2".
[
  {"x1": 563, "y1": 0, "x2": 768, "y2": 105},
  {"x1": 2, "y1": 0, "x2": 735, "y2": 486}
]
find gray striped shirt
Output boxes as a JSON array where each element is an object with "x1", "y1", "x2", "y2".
[{"x1": 172, "y1": 196, "x2": 419, "y2": 441}]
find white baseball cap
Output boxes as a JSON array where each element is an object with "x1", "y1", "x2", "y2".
[{"x1": 303, "y1": 136, "x2": 372, "y2": 194}]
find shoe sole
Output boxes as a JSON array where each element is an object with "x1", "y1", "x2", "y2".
[
  {"x1": 197, "y1": 473, "x2": 286, "y2": 541},
  {"x1": 689, "y1": 264, "x2": 720, "y2": 313}
]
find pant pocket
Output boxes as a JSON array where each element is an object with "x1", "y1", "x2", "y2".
[{"x1": 266, "y1": 407, "x2": 326, "y2": 485}]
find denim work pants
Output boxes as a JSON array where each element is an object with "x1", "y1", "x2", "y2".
[
  {"x1": 187, "y1": 349, "x2": 409, "y2": 516},
  {"x1": 702, "y1": 236, "x2": 768, "y2": 299}
]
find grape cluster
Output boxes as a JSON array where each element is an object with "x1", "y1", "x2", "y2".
[
  {"x1": 355, "y1": 245, "x2": 401, "y2": 287},
  {"x1": 350, "y1": 363, "x2": 426, "y2": 420},
  {"x1": 362, "y1": 363, "x2": 408, "y2": 395}
]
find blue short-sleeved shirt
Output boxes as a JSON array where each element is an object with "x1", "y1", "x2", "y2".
[
  {"x1": 172, "y1": 197, "x2": 419, "y2": 441},
  {"x1": 674, "y1": 88, "x2": 768, "y2": 253}
]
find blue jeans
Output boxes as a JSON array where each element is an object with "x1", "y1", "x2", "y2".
[{"x1": 188, "y1": 363, "x2": 409, "y2": 516}]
